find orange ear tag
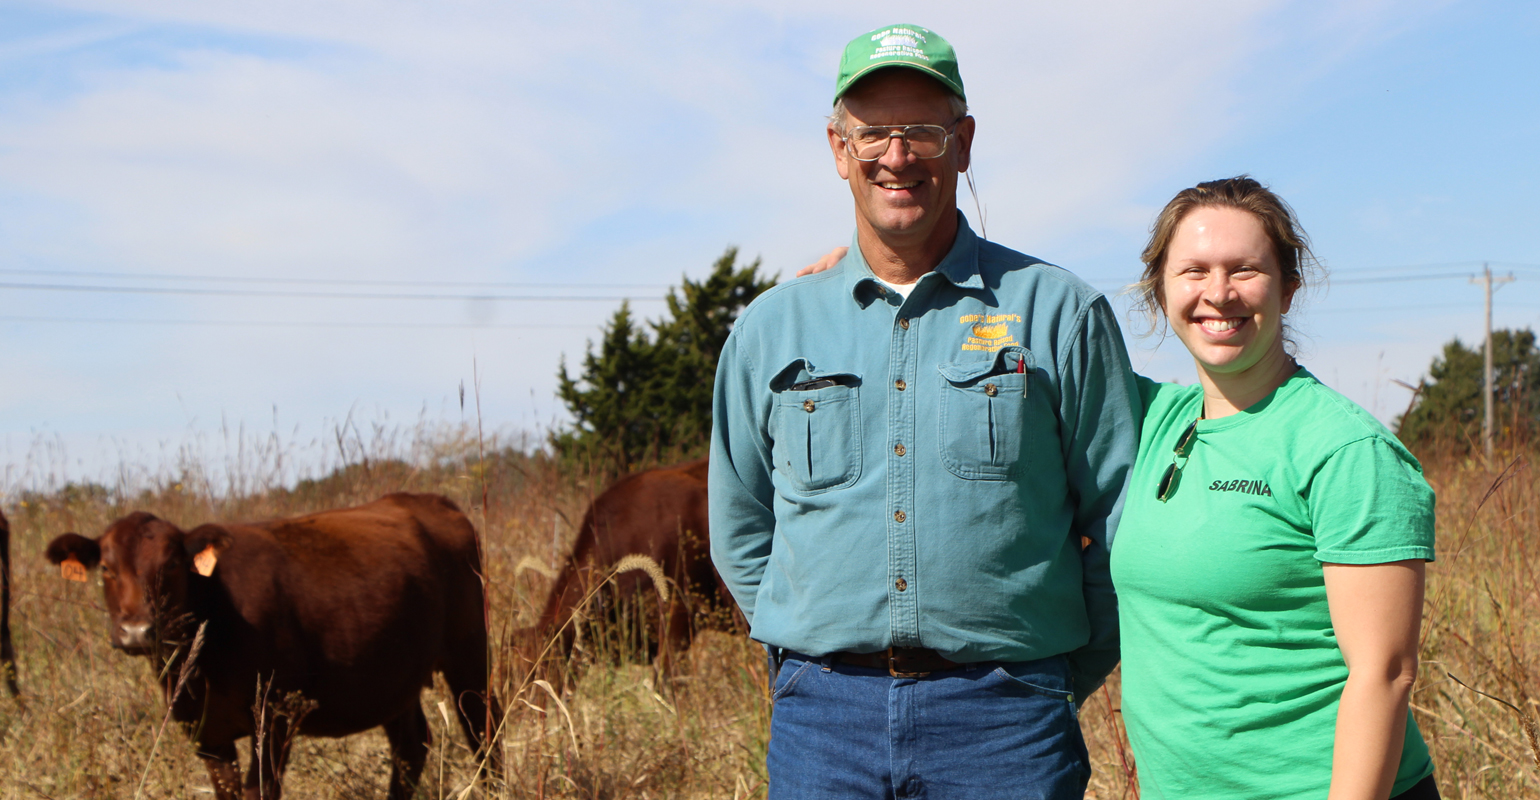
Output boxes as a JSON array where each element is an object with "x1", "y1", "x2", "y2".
[
  {"x1": 60, "y1": 556, "x2": 89, "y2": 583},
  {"x1": 193, "y1": 545, "x2": 219, "y2": 577}
]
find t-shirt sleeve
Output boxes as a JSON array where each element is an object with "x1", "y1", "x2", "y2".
[{"x1": 1308, "y1": 437, "x2": 1436, "y2": 564}]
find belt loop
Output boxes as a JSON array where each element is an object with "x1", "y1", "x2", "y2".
[{"x1": 765, "y1": 646, "x2": 783, "y2": 700}]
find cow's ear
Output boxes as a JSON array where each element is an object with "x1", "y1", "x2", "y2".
[
  {"x1": 184, "y1": 525, "x2": 233, "y2": 577},
  {"x1": 45, "y1": 533, "x2": 101, "y2": 571}
]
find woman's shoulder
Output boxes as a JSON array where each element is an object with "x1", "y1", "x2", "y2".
[
  {"x1": 1136, "y1": 375, "x2": 1202, "y2": 417},
  {"x1": 1279, "y1": 370, "x2": 1421, "y2": 465}
]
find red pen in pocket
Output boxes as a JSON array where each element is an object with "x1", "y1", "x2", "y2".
[{"x1": 1016, "y1": 355, "x2": 1025, "y2": 374}]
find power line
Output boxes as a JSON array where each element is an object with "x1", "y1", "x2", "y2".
[
  {"x1": 0, "y1": 266, "x2": 671, "y2": 291},
  {"x1": 1329, "y1": 272, "x2": 1480, "y2": 285},
  {"x1": 0, "y1": 315, "x2": 601, "y2": 330},
  {"x1": 1307, "y1": 302, "x2": 1481, "y2": 315},
  {"x1": 0, "y1": 281, "x2": 668, "y2": 302}
]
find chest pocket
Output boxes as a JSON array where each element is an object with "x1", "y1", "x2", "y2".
[
  {"x1": 938, "y1": 346, "x2": 1034, "y2": 480},
  {"x1": 769, "y1": 361, "x2": 864, "y2": 494}
]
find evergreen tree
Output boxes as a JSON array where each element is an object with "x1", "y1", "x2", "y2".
[
  {"x1": 553, "y1": 247, "x2": 775, "y2": 469},
  {"x1": 1396, "y1": 328, "x2": 1540, "y2": 452}
]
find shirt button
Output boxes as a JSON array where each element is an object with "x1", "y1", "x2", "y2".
[
  {"x1": 894, "y1": 379, "x2": 907, "y2": 391},
  {"x1": 895, "y1": 577, "x2": 908, "y2": 592},
  {"x1": 894, "y1": 443, "x2": 906, "y2": 457},
  {"x1": 899, "y1": 317, "x2": 910, "y2": 330},
  {"x1": 984, "y1": 382, "x2": 998, "y2": 397},
  {"x1": 802, "y1": 399, "x2": 815, "y2": 412},
  {"x1": 893, "y1": 510, "x2": 906, "y2": 523}
]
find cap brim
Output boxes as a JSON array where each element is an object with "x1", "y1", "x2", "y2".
[{"x1": 834, "y1": 62, "x2": 966, "y2": 103}]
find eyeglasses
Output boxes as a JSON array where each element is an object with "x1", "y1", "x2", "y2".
[
  {"x1": 841, "y1": 118, "x2": 963, "y2": 162},
  {"x1": 1156, "y1": 419, "x2": 1199, "y2": 503}
]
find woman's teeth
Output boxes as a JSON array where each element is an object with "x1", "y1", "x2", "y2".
[{"x1": 1200, "y1": 318, "x2": 1242, "y2": 332}]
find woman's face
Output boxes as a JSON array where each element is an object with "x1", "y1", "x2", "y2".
[{"x1": 1161, "y1": 206, "x2": 1295, "y2": 379}]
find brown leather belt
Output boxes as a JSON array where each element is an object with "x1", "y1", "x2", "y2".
[{"x1": 828, "y1": 647, "x2": 965, "y2": 678}]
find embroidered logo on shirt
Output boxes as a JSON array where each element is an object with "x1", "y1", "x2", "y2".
[
  {"x1": 958, "y1": 313, "x2": 1021, "y2": 352},
  {"x1": 1208, "y1": 479, "x2": 1273, "y2": 497}
]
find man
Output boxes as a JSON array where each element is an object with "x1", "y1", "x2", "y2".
[{"x1": 709, "y1": 24, "x2": 1138, "y2": 799}]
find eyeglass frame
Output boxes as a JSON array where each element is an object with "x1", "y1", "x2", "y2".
[
  {"x1": 1156, "y1": 419, "x2": 1200, "y2": 503},
  {"x1": 839, "y1": 117, "x2": 966, "y2": 162}
]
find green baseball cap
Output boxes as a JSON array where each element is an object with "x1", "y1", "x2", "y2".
[{"x1": 834, "y1": 24, "x2": 965, "y2": 104}]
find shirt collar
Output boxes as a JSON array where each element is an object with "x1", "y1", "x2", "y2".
[{"x1": 844, "y1": 211, "x2": 986, "y2": 306}]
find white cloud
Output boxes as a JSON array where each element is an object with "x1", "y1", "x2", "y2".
[{"x1": 0, "y1": 0, "x2": 1473, "y2": 481}]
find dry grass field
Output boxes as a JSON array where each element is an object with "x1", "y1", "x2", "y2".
[{"x1": 0, "y1": 425, "x2": 1535, "y2": 798}]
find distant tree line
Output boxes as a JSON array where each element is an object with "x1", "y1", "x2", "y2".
[
  {"x1": 1396, "y1": 327, "x2": 1540, "y2": 454},
  {"x1": 553, "y1": 257, "x2": 1536, "y2": 467},
  {"x1": 552, "y1": 247, "x2": 775, "y2": 471}
]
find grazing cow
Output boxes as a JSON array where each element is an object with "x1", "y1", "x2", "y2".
[
  {"x1": 1, "y1": 509, "x2": 17, "y2": 696},
  {"x1": 522, "y1": 458, "x2": 738, "y2": 683},
  {"x1": 45, "y1": 493, "x2": 498, "y2": 800}
]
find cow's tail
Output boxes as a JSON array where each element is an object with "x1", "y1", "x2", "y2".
[{"x1": 0, "y1": 511, "x2": 17, "y2": 696}]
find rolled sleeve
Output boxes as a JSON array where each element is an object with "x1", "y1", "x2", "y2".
[{"x1": 708, "y1": 330, "x2": 776, "y2": 625}]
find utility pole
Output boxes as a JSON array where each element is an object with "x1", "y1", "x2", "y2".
[{"x1": 1471, "y1": 263, "x2": 1516, "y2": 460}]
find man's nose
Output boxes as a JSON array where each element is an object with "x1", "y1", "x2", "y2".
[{"x1": 875, "y1": 134, "x2": 916, "y2": 170}]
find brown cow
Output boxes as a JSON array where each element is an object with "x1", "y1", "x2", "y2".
[
  {"x1": 45, "y1": 493, "x2": 498, "y2": 800},
  {"x1": 522, "y1": 458, "x2": 738, "y2": 684},
  {"x1": 1, "y1": 509, "x2": 17, "y2": 696}
]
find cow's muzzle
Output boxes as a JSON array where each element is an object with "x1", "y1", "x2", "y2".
[{"x1": 113, "y1": 621, "x2": 154, "y2": 653}]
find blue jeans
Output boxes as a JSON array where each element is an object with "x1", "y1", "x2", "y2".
[{"x1": 767, "y1": 653, "x2": 1091, "y2": 800}]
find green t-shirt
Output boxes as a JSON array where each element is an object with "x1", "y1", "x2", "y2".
[{"x1": 1111, "y1": 369, "x2": 1435, "y2": 799}]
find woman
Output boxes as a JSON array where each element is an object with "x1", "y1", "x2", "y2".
[
  {"x1": 799, "y1": 176, "x2": 1439, "y2": 798},
  {"x1": 1112, "y1": 177, "x2": 1438, "y2": 799}
]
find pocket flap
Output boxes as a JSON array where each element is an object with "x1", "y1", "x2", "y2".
[
  {"x1": 937, "y1": 346, "x2": 1034, "y2": 385},
  {"x1": 769, "y1": 358, "x2": 863, "y2": 392}
]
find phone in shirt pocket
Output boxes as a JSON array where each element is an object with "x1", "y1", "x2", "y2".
[
  {"x1": 937, "y1": 345, "x2": 1034, "y2": 480},
  {"x1": 769, "y1": 359, "x2": 863, "y2": 494}
]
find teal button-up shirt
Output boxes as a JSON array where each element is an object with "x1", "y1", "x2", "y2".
[{"x1": 708, "y1": 216, "x2": 1138, "y2": 699}]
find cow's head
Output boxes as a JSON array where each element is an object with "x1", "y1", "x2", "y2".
[{"x1": 45, "y1": 513, "x2": 231, "y2": 655}]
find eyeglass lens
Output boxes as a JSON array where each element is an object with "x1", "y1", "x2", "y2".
[
  {"x1": 1157, "y1": 462, "x2": 1181, "y2": 502},
  {"x1": 847, "y1": 125, "x2": 950, "y2": 161},
  {"x1": 1156, "y1": 420, "x2": 1199, "y2": 503}
]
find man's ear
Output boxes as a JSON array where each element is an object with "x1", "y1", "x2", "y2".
[
  {"x1": 46, "y1": 533, "x2": 101, "y2": 569},
  {"x1": 184, "y1": 525, "x2": 233, "y2": 577},
  {"x1": 828, "y1": 124, "x2": 852, "y2": 181},
  {"x1": 953, "y1": 115, "x2": 975, "y2": 174}
]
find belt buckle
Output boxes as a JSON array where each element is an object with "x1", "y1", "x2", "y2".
[{"x1": 887, "y1": 647, "x2": 930, "y2": 678}]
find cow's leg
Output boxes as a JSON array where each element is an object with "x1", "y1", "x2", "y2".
[
  {"x1": 198, "y1": 741, "x2": 244, "y2": 800},
  {"x1": 659, "y1": 593, "x2": 694, "y2": 677},
  {"x1": 446, "y1": 656, "x2": 504, "y2": 783},
  {"x1": 244, "y1": 716, "x2": 294, "y2": 800},
  {"x1": 382, "y1": 703, "x2": 430, "y2": 800}
]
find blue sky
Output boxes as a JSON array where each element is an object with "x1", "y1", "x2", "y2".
[{"x1": 0, "y1": 0, "x2": 1535, "y2": 489}]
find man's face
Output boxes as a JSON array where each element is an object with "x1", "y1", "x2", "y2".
[{"x1": 828, "y1": 69, "x2": 974, "y2": 252}]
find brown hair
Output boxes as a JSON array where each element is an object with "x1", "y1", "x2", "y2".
[{"x1": 1132, "y1": 175, "x2": 1320, "y2": 333}]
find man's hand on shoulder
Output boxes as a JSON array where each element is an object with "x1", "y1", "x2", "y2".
[{"x1": 797, "y1": 246, "x2": 848, "y2": 277}]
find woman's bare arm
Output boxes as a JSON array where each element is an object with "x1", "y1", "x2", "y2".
[{"x1": 1323, "y1": 559, "x2": 1426, "y2": 800}]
